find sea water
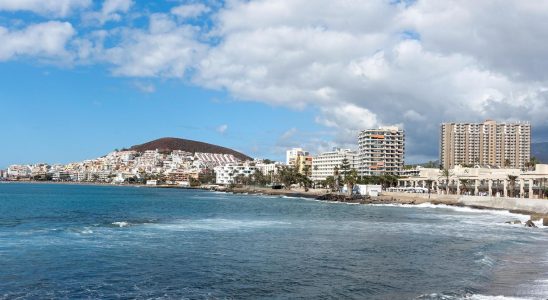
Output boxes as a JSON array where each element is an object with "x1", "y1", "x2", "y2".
[{"x1": 0, "y1": 183, "x2": 547, "y2": 299}]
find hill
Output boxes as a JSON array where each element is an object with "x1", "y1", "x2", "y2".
[
  {"x1": 532, "y1": 142, "x2": 548, "y2": 163},
  {"x1": 128, "y1": 137, "x2": 252, "y2": 161}
]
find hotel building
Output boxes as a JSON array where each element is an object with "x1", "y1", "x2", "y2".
[
  {"x1": 214, "y1": 162, "x2": 257, "y2": 185},
  {"x1": 311, "y1": 148, "x2": 359, "y2": 181},
  {"x1": 440, "y1": 120, "x2": 531, "y2": 170},
  {"x1": 358, "y1": 126, "x2": 405, "y2": 176},
  {"x1": 286, "y1": 148, "x2": 313, "y2": 175}
]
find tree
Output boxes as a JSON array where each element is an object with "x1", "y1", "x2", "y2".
[
  {"x1": 340, "y1": 158, "x2": 351, "y2": 178},
  {"x1": 459, "y1": 179, "x2": 472, "y2": 195},
  {"x1": 278, "y1": 166, "x2": 299, "y2": 190},
  {"x1": 439, "y1": 169, "x2": 453, "y2": 195},
  {"x1": 325, "y1": 176, "x2": 335, "y2": 192},
  {"x1": 189, "y1": 177, "x2": 201, "y2": 187},
  {"x1": 297, "y1": 173, "x2": 312, "y2": 192},
  {"x1": 425, "y1": 179, "x2": 434, "y2": 198},
  {"x1": 302, "y1": 165, "x2": 311, "y2": 178},
  {"x1": 343, "y1": 168, "x2": 358, "y2": 195},
  {"x1": 526, "y1": 157, "x2": 540, "y2": 171},
  {"x1": 333, "y1": 165, "x2": 340, "y2": 192},
  {"x1": 507, "y1": 175, "x2": 518, "y2": 197},
  {"x1": 199, "y1": 168, "x2": 216, "y2": 185},
  {"x1": 504, "y1": 159, "x2": 511, "y2": 168}
]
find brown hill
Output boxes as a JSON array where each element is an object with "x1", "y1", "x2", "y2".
[{"x1": 128, "y1": 137, "x2": 252, "y2": 161}]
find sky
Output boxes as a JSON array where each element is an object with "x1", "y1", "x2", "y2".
[{"x1": 2, "y1": 0, "x2": 548, "y2": 168}]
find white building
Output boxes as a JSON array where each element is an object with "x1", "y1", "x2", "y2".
[
  {"x1": 214, "y1": 163, "x2": 257, "y2": 185},
  {"x1": 195, "y1": 152, "x2": 240, "y2": 168},
  {"x1": 311, "y1": 148, "x2": 359, "y2": 181},
  {"x1": 255, "y1": 162, "x2": 280, "y2": 175},
  {"x1": 286, "y1": 148, "x2": 309, "y2": 166},
  {"x1": 358, "y1": 126, "x2": 405, "y2": 176},
  {"x1": 398, "y1": 164, "x2": 548, "y2": 199},
  {"x1": 7, "y1": 165, "x2": 32, "y2": 178}
]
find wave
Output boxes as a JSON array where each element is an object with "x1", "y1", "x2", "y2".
[
  {"x1": 416, "y1": 293, "x2": 535, "y2": 300},
  {"x1": 370, "y1": 202, "x2": 535, "y2": 220},
  {"x1": 106, "y1": 218, "x2": 158, "y2": 229},
  {"x1": 148, "y1": 218, "x2": 291, "y2": 232},
  {"x1": 111, "y1": 221, "x2": 130, "y2": 228}
]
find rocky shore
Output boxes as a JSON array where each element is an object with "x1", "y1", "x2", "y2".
[{"x1": 213, "y1": 186, "x2": 548, "y2": 227}]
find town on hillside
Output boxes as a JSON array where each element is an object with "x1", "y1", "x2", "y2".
[{"x1": 2, "y1": 120, "x2": 548, "y2": 200}]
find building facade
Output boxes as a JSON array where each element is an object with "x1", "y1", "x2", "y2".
[
  {"x1": 311, "y1": 148, "x2": 359, "y2": 181},
  {"x1": 286, "y1": 148, "x2": 309, "y2": 166},
  {"x1": 285, "y1": 148, "x2": 313, "y2": 175},
  {"x1": 358, "y1": 126, "x2": 405, "y2": 176},
  {"x1": 398, "y1": 164, "x2": 548, "y2": 199},
  {"x1": 214, "y1": 163, "x2": 257, "y2": 185},
  {"x1": 440, "y1": 120, "x2": 531, "y2": 170}
]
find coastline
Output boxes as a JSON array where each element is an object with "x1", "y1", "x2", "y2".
[
  {"x1": 4, "y1": 181, "x2": 547, "y2": 224},
  {"x1": 212, "y1": 185, "x2": 548, "y2": 224}
]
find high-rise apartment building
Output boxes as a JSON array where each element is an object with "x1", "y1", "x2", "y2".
[
  {"x1": 311, "y1": 148, "x2": 359, "y2": 181},
  {"x1": 286, "y1": 148, "x2": 309, "y2": 165},
  {"x1": 358, "y1": 126, "x2": 405, "y2": 176},
  {"x1": 440, "y1": 120, "x2": 531, "y2": 170}
]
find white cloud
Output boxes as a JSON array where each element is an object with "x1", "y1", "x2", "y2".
[
  {"x1": 84, "y1": 0, "x2": 133, "y2": 25},
  {"x1": 133, "y1": 81, "x2": 155, "y2": 93},
  {"x1": 99, "y1": 13, "x2": 207, "y2": 77},
  {"x1": 191, "y1": 0, "x2": 548, "y2": 161},
  {"x1": 171, "y1": 3, "x2": 210, "y2": 19},
  {"x1": 280, "y1": 127, "x2": 297, "y2": 141},
  {"x1": 0, "y1": 21, "x2": 75, "y2": 61},
  {"x1": 5, "y1": 0, "x2": 548, "y2": 163},
  {"x1": 0, "y1": 0, "x2": 91, "y2": 17},
  {"x1": 216, "y1": 124, "x2": 228, "y2": 134}
]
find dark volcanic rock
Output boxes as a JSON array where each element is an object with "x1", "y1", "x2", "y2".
[
  {"x1": 505, "y1": 220, "x2": 522, "y2": 225},
  {"x1": 525, "y1": 220, "x2": 537, "y2": 228}
]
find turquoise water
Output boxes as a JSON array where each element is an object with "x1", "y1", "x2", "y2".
[{"x1": 0, "y1": 183, "x2": 547, "y2": 299}]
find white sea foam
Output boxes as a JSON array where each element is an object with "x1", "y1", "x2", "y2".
[
  {"x1": 149, "y1": 218, "x2": 291, "y2": 232},
  {"x1": 81, "y1": 228, "x2": 94, "y2": 234},
  {"x1": 465, "y1": 295, "x2": 535, "y2": 300},
  {"x1": 417, "y1": 293, "x2": 535, "y2": 300},
  {"x1": 370, "y1": 202, "x2": 533, "y2": 220},
  {"x1": 111, "y1": 221, "x2": 130, "y2": 228}
]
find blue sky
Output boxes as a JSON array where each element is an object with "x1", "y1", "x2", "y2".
[
  {"x1": 1, "y1": 60, "x2": 322, "y2": 167},
  {"x1": 2, "y1": 0, "x2": 548, "y2": 168}
]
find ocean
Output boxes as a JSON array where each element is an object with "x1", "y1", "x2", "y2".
[{"x1": 0, "y1": 183, "x2": 547, "y2": 299}]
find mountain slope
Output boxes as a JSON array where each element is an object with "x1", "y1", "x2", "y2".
[{"x1": 129, "y1": 137, "x2": 252, "y2": 161}]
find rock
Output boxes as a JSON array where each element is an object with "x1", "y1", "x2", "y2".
[
  {"x1": 505, "y1": 220, "x2": 522, "y2": 225},
  {"x1": 525, "y1": 220, "x2": 537, "y2": 228},
  {"x1": 530, "y1": 214, "x2": 543, "y2": 221},
  {"x1": 543, "y1": 217, "x2": 548, "y2": 227}
]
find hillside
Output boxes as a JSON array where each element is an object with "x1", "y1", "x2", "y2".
[
  {"x1": 532, "y1": 142, "x2": 548, "y2": 163},
  {"x1": 128, "y1": 137, "x2": 252, "y2": 161}
]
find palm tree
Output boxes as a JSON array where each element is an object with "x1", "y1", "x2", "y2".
[
  {"x1": 344, "y1": 169, "x2": 358, "y2": 196},
  {"x1": 527, "y1": 157, "x2": 540, "y2": 171},
  {"x1": 425, "y1": 179, "x2": 434, "y2": 198},
  {"x1": 325, "y1": 176, "x2": 336, "y2": 192},
  {"x1": 439, "y1": 169, "x2": 452, "y2": 195},
  {"x1": 459, "y1": 179, "x2": 471, "y2": 195},
  {"x1": 507, "y1": 175, "x2": 518, "y2": 197}
]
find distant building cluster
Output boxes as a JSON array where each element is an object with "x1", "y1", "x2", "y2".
[
  {"x1": 1, "y1": 119, "x2": 537, "y2": 192},
  {"x1": 1, "y1": 149, "x2": 277, "y2": 186}
]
